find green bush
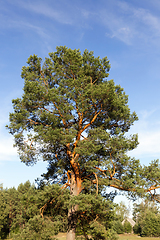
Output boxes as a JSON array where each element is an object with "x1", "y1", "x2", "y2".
[
  {"x1": 141, "y1": 212, "x2": 160, "y2": 237},
  {"x1": 133, "y1": 223, "x2": 141, "y2": 235},
  {"x1": 89, "y1": 221, "x2": 118, "y2": 240},
  {"x1": 12, "y1": 215, "x2": 57, "y2": 240},
  {"x1": 133, "y1": 199, "x2": 160, "y2": 237},
  {"x1": 112, "y1": 220, "x2": 124, "y2": 234},
  {"x1": 123, "y1": 220, "x2": 132, "y2": 233}
]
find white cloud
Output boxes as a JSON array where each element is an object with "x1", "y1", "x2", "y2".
[
  {"x1": 12, "y1": 0, "x2": 74, "y2": 25},
  {"x1": 0, "y1": 136, "x2": 18, "y2": 161},
  {"x1": 0, "y1": 117, "x2": 18, "y2": 162},
  {"x1": 109, "y1": 26, "x2": 133, "y2": 45},
  {"x1": 130, "y1": 130, "x2": 160, "y2": 158},
  {"x1": 134, "y1": 8, "x2": 160, "y2": 31},
  {"x1": 97, "y1": 3, "x2": 136, "y2": 45},
  {"x1": 128, "y1": 109, "x2": 160, "y2": 163},
  {"x1": 0, "y1": 94, "x2": 20, "y2": 162},
  {"x1": 2, "y1": 0, "x2": 160, "y2": 48},
  {"x1": 20, "y1": 21, "x2": 51, "y2": 43},
  {"x1": 100, "y1": 0, "x2": 160, "y2": 46}
]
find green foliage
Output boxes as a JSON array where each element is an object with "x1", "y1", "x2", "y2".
[
  {"x1": 6, "y1": 181, "x2": 39, "y2": 235},
  {"x1": 89, "y1": 221, "x2": 117, "y2": 240},
  {"x1": 6, "y1": 46, "x2": 141, "y2": 194},
  {"x1": 69, "y1": 193, "x2": 116, "y2": 239},
  {"x1": 12, "y1": 215, "x2": 57, "y2": 240},
  {"x1": 133, "y1": 200, "x2": 160, "y2": 237},
  {"x1": 123, "y1": 221, "x2": 132, "y2": 233},
  {"x1": 0, "y1": 181, "x2": 118, "y2": 240},
  {"x1": 0, "y1": 182, "x2": 69, "y2": 239},
  {"x1": 139, "y1": 159, "x2": 160, "y2": 200},
  {"x1": 0, "y1": 190, "x2": 10, "y2": 239},
  {"x1": 6, "y1": 46, "x2": 160, "y2": 239},
  {"x1": 140, "y1": 212, "x2": 160, "y2": 237},
  {"x1": 136, "y1": 211, "x2": 160, "y2": 237},
  {"x1": 114, "y1": 201, "x2": 129, "y2": 222},
  {"x1": 133, "y1": 223, "x2": 141, "y2": 235},
  {"x1": 113, "y1": 201, "x2": 131, "y2": 234},
  {"x1": 112, "y1": 220, "x2": 124, "y2": 234},
  {"x1": 133, "y1": 199, "x2": 159, "y2": 222},
  {"x1": 7, "y1": 46, "x2": 160, "y2": 201}
]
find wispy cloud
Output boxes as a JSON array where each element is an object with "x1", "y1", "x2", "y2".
[
  {"x1": 12, "y1": 0, "x2": 74, "y2": 25},
  {"x1": 106, "y1": 25, "x2": 133, "y2": 45},
  {"x1": 133, "y1": 8, "x2": 160, "y2": 32},
  {"x1": 0, "y1": 136, "x2": 18, "y2": 161},
  {"x1": 130, "y1": 130, "x2": 160, "y2": 158},
  {"x1": 1, "y1": 0, "x2": 160, "y2": 48},
  {"x1": 0, "y1": 94, "x2": 20, "y2": 162},
  {"x1": 99, "y1": 0, "x2": 160, "y2": 46},
  {"x1": 128, "y1": 108, "x2": 160, "y2": 164}
]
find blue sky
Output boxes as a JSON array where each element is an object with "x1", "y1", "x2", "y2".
[{"x1": 0, "y1": 0, "x2": 160, "y2": 209}]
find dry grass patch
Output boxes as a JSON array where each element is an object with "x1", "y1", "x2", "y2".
[
  {"x1": 54, "y1": 233, "x2": 160, "y2": 240},
  {"x1": 55, "y1": 233, "x2": 86, "y2": 239},
  {"x1": 119, "y1": 234, "x2": 160, "y2": 240},
  {"x1": 55, "y1": 233, "x2": 160, "y2": 240},
  {"x1": 55, "y1": 232, "x2": 66, "y2": 239},
  {"x1": 6, "y1": 233, "x2": 160, "y2": 240}
]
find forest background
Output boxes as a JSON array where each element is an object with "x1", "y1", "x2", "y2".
[{"x1": 1, "y1": 181, "x2": 160, "y2": 239}]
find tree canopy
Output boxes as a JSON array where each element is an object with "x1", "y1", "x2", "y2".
[{"x1": 7, "y1": 46, "x2": 160, "y2": 239}]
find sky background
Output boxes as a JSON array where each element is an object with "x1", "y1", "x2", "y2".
[{"x1": 0, "y1": 0, "x2": 160, "y2": 213}]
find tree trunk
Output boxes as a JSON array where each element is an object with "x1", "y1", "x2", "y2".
[
  {"x1": 66, "y1": 206, "x2": 76, "y2": 240},
  {"x1": 66, "y1": 172, "x2": 82, "y2": 240}
]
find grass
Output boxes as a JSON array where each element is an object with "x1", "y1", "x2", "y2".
[
  {"x1": 54, "y1": 233, "x2": 87, "y2": 239},
  {"x1": 54, "y1": 233, "x2": 160, "y2": 240},
  {"x1": 5, "y1": 233, "x2": 160, "y2": 240},
  {"x1": 55, "y1": 232, "x2": 66, "y2": 240},
  {"x1": 118, "y1": 234, "x2": 160, "y2": 240}
]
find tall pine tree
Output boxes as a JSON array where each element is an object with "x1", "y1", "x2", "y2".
[{"x1": 7, "y1": 46, "x2": 160, "y2": 240}]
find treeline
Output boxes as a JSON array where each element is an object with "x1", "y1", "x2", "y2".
[
  {"x1": 113, "y1": 200, "x2": 160, "y2": 237},
  {"x1": 0, "y1": 181, "x2": 118, "y2": 240},
  {"x1": 0, "y1": 181, "x2": 160, "y2": 239}
]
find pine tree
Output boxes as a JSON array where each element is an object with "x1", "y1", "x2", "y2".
[
  {"x1": 0, "y1": 189, "x2": 10, "y2": 239},
  {"x1": 7, "y1": 46, "x2": 160, "y2": 240}
]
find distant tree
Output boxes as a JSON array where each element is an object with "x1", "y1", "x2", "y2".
[
  {"x1": 0, "y1": 182, "x2": 70, "y2": 239},
  {"x1": 115, "y1": 201, "x2": 129, "y2": 222},
  {"x1": 133, "y1": 200, "x2": 160, "y2": 237},
  {"x1": 123, "y1": 220, "x2": 132, "y2": 233},
  {"x1": 112, "y1": 220, "x2": 124, "y2": 234},
  {"x1": 0, "y1": 189, "x2": 9, "y2": 239},
  {"x1": 133, "y1": 211, "x2": 160, "y2": 237},
  {"x1": 112, "y1": 201, "x2": 129, "y2": 234},
  {"x1": 133, "y1": 199, "x2": 159, "y2": 222},
  {"x1": 7, "y1": 46, "x2": 160, "y2": 240},
  {"x1": 141, "y1": 212, "x2": 160, "y2": 237}
]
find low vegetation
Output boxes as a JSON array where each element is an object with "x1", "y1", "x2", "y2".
[
  {"x1": 0, "y1": 181, "x2": 160, "y2": 240},
  {"x1": 133, "y1": 200, "x2": 160, "y2": 237}
]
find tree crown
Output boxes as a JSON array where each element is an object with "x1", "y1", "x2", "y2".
[{"x1": 7, "y1": 46, "x2": 151, "y2": 195}]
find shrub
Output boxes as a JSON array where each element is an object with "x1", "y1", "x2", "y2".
[
  {"x1": 112, "y1": 220, "x2": 124, "y2": 234},
  {"x1": 133, "y1": 223, "x2": 141, "y2": 235},
  {"x1": 123, "y1": 220, "x2": 132, "y2": 233},
  {"x1": 141, "y1": 212, "x2": 160, "y2": 237},
  {"x1": 12, "y1": 215, "x2": 57, "y2": 240}
]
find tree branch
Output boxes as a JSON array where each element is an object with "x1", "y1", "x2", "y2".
[
  {"x1": 28, "y1": 118, "x2": 51, "y2": 127},
  {"x1": 93, "y1": 172, "x2": 98, "y2": 194}
]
